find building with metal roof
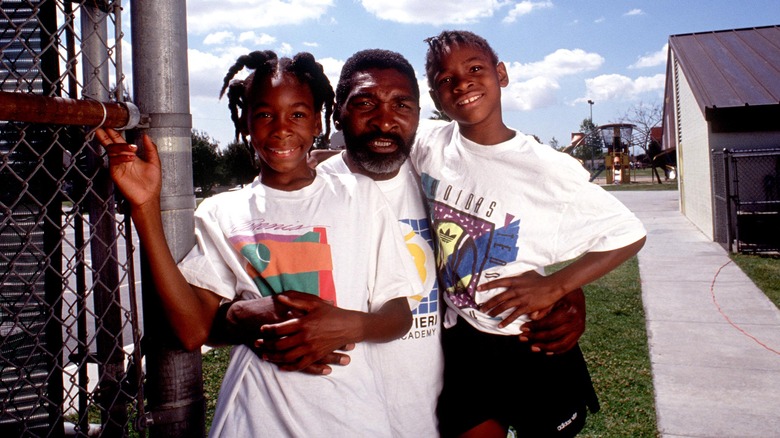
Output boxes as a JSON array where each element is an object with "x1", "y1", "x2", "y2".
[{"x1": 662, "y1": 25, "x2": 780, "y2": 252}]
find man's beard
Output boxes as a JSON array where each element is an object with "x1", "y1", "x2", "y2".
[{"x1": 343, "y1": 131, "x2": 414, "y2": 175}]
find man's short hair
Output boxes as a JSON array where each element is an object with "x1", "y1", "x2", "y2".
[{"x1": 336, "y1": 49, "x2": 420, "y2": 112}]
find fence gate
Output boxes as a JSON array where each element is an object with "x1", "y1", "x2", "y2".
[
  {"x1": 712, "y1": 148, "x2": 780, "y2": 254},
  {"x1": 1, "y1": 1, "x2": 145, "y2": 436}
]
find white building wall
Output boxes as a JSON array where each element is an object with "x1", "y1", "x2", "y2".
[{"x1": 674, "y1": 59, "x2": 715, "y2": 239}]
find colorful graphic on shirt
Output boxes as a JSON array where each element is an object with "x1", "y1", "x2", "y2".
[
  {"x1": 421, "y1": 173, "x2": 520, "y2": 310},
  {"x1": 228, "y1": 227, "x2": 336, "y2": 303},
  {"x1": 399, "y1": 217, "x2": 438, "y2": 317}
]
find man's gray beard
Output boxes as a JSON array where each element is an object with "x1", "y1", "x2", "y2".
[{"x1": 349, "y1": 149, "x2": 408, "y2": 175}]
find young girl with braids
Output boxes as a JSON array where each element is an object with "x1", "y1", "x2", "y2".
[{"x1": 96, "y1": 50, "x2": 420, "y2": 436}]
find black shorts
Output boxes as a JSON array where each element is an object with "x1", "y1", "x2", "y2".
[{"x1": 436, "y1": 318, "x2": 600, "y2": 437}]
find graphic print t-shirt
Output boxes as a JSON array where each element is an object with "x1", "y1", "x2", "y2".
[
  {"x1": 319, "y1": 154, "x2": 444, "y2": 438},
  {"x1": 412, "y1": 120, "x2": 647, "y2": 335},
  {"x1": 177, "y1": 173, "x2": 422, "y2": 437}
]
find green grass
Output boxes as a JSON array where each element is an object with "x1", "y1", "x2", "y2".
[
  {"x1": 602, "y1": 181, "x2": 677, "y2": 191},
  {"x1": 200, "y1": 257, "x2": 658, "y2": 437},
  {"x1": 576, "y1": 257, "x2": 658, "y2": 437},
  {"x1": 729, "y1": 253, "x2": 780, "y2": 308},
  {"x1": 202, "y1": 346, "x2": 231, "y2": 430}
]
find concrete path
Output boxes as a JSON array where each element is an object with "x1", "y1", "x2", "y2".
[{"x1": 612, "y1": 191, "x2": 780, "y2": 438}]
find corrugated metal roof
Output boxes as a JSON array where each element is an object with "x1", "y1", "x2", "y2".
[{"x1": 669, "y1": 25, "x2": 780, "y2": 111}]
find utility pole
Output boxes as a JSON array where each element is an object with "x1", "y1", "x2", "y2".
[{"x1": 587, "y1": 100, "x2": 595, "y2": 171}]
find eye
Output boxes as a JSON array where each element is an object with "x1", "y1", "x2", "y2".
[
  {"x1": 350, "y1": 98, "x2": 375, "y2": 111},
  {"x1": 436, "y1": 77, "x2": 451, "y2": 88},
  {"x1": 470, "y1": 65, "x2": 483, "y2": 73},
  {"x1": 292, "y1": 112, "x2": 307, "y2": 118}
]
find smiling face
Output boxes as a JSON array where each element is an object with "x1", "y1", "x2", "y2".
[
  {"x1": 336, "y1": 68, "x2": 420, "y2": 180},
  {"x1": 429, "y1": 44, "x2": 510, "y2": 142},
  {"x1": 245, "y1": 72, "x2": 322, "y2": 189}
]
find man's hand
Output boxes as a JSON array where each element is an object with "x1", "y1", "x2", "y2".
[
  {"x1": 210, "y1": 292, "x2": 355, "y2": 375},
  {"x1": 257, "y1": 293, "x2": 363, "y2": 373},
  {"x1": 520, "y1": 288, "x2": 586, "y2": 355}
]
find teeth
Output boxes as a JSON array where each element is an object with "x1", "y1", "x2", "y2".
[
  {"x1": 371, "y1": 140, "x2": 393, "y2": 148},
  {"x1": 458, "y1": 95, "x2": 481, "y2": 106},
  {"x1": 269, "y1": 147, "x2": 297, "y2": 156}
]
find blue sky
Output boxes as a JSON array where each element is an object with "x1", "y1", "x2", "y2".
[{"x1": 175, "y1": 1, "x2": 780, "y2": 148}]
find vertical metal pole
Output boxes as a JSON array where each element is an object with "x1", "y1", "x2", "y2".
[
  {"x1": 81, "y1": 5, "x2": 128, "y2": 436},
  {"x1": 131, "y1": 2, "x2": 204, "y2": 437},
  {"x1": 724, "y1": 150, "x2": 733, "y2": 253}
]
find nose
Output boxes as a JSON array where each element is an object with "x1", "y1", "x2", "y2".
[
  {"x1": 452, "y1": 76, "x2": 472, "y2": 94},
  {"x1": 371, "y1": 104, "x2": 398, "y2": 132},
  {"x1": 270, "y1": 117, "x2": 292, "y2": 139}
]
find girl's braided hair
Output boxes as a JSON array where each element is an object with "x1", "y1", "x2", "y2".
[
  {"x1": 423, "y1": 30, "x2": 499, "y2": 90},
  {"x1": 219, "y1": 50, "x2": 335, "y2": 159}
]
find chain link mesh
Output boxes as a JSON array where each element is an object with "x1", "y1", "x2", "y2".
[
  {"x1": 1, "y1": 1, "x2": 145, "y2": 436},
  {"x1": 711, "y1": 148, "x2": 780, "y2": 254}
]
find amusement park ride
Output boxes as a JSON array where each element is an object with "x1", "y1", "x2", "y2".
[
  {"x1": 564, "y1": 123, "x2": 635, "y2": 184},
  {"x1": 599, "y1": 123, "x2": 634, "y2": 185}
]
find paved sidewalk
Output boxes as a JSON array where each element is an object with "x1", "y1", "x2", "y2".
[{"x1": 612, "y1": 191, "x2": 780, "y2": 438}]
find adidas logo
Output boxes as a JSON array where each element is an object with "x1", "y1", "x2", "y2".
[{"x1": 439, "y1": 228, "x2": 457, "y2": 244}]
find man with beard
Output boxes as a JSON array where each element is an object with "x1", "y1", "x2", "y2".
[{"x1": 212, "y1": 49, "x2": 588, "y2": 437}]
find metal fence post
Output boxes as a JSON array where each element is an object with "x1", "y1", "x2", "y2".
[{"x1": 131, "y1": 2, "x2": 204, "y2": 437}]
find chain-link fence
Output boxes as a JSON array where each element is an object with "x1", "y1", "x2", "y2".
[
  {"x1": 1, "y1": 1, "x2": 146, "y2": 436},
  {"x1": 712, "y1": 147, "x2": 780, "y2": 254}
]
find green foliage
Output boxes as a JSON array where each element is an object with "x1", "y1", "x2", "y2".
[
  {"x1": 221, "y1": 140, "x2": 257, "y2": 186},
  {"x1": 576, "y1": 257, "x2": 658, "y2": 437},
  {"x1": 202, "y1": 346, "x2": 231, "y2": 430},
  {"x1": 192, "y1": 130, "x2": 222, "y2": 196},
  {"x1": 571, "y1": 118, "x2": 603, "y2": 164}
]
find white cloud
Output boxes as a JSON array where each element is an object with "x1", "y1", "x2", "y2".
[
  {"x1": 359, "y1": 0, "x2": 507, "y2": 25},
  {"x1": 594, "y1": 17, "x2": 605, "y2": 23},
  {"x1": 503, "y1": 76, "x2": 560, "y2": 110},
  {"x1": 624, "y1": 8, "x2": 644, "y2": 16},
  {"x1": 317, "y1": 57, "x2": 345, "y2": 88},
  {"x1": 238, "y1": 32, "x2": 277, "y2": 46},
  {"x1": 188, "y1": 46, "x2": 254, "y2": 99},
  {"x1": 629, "y1": 44, "x2": 668, "y2": 69},
  {"x1": 580, "y1": 73, "x2": 664, "y2": 102},
  {"x1": 187, "y1": 0, "x2": 334, "y2": 33},
  {"x1": 303, "y1": 42, "x2": 320, "y2": 48},
  {"x1": 495, "y1": 48, "x2": 603, "y2": 111},
  {"x1": 203, "y1": 31, "x2": 235, "y2": 45},
  {"x1": 277, "y1": 43, "x2": 293, "y2": 56},
  {"x1": 506, "y1": 48, "x2": 604, "y2": 80},
  {"x1": 502, "y1": 1, "x2": 552, "y2": 24}
]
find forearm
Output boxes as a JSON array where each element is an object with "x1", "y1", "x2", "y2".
[
  {"x1": 131, "y1": 201, "x2": 219, "y2": 350},
  {"x1": 353, "y1": 297, "x2": 412, "y2": 343},
  {"x1": 550, "y1": 236, "x2": 646, "y2": 297}
]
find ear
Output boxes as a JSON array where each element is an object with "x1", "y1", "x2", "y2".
[
  {"x1": 429, "y1": 89, "x2": 442, "y2": 111},
  {"x1": 496, "y1": 62, "x2": 509, "y2": 88},
  {"x1": 333, "y1": 106, "x2": 343, "y2": 131}
]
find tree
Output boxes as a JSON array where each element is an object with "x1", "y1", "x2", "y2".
[
  {"x1": 549, "y1": 137, "x2": 561, "y2": 151},
  {"x1": 221, "y1": 140, "x2": 257, "y2": 187},
  {"x1": 619, "y1": 100, "x2": 662, "y2": 157},
  {"x1": 572, "y1": 118, "x2": 603, "y2": 166},
  {"x1": 191, "y1": 130, "x2": 221, "y2": 196}
]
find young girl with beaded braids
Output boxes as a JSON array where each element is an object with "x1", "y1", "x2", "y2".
[{"x1": 95, "y1": 50, "x2": 420, "y2": 436}]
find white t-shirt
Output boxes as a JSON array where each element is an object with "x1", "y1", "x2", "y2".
[
  {"x1": 178, "y1": 172, "x2": 423, "y2": 437},
  {"x1": 319, "y1": 154, "x2": 444, "y2": 437},
  {"x1": 411, "y1": 120, "x2": 647, "y2": 336}
]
